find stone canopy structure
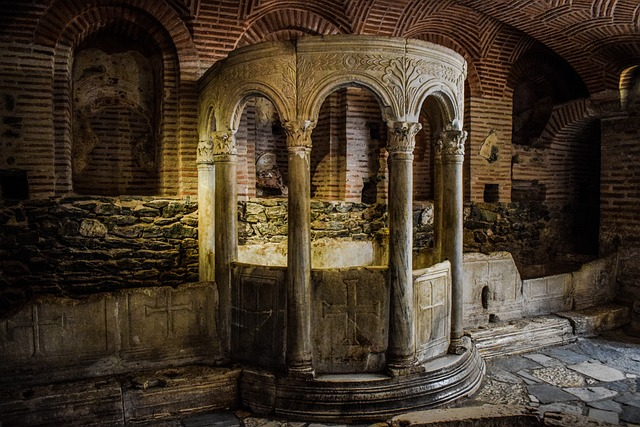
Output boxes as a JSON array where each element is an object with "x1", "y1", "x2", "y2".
[{"x1": 196, "y1": 35, "x2": 484, "y2": 419}]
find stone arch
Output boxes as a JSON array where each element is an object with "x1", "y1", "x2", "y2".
[
  {"x1": 303, "y1": 75, "x2": 396, "y2": 125},
  {"x1": 40, "y1": 3, "x2": 197, "y2": 195}
]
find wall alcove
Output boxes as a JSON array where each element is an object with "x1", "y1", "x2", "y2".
[{"x1": 197, "y1": 35, "x2": 484, "y2": 421}]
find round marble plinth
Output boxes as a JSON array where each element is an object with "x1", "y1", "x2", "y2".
[{"x1": 239, "y1": 338, "x2": 485, "y2": 422}]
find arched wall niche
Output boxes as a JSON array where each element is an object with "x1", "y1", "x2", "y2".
[
  {"x1": 72, "y1": 30, "x2": 163, "y2": 196},
  {"x1": 41, "y1": 2, "x2": 196, "y2": 196}
]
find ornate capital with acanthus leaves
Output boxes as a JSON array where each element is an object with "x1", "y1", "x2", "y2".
[
  {"x1": 213, "y1": 130, "x2": 237, "y2": 155},
  {"x1": 436, "y1": 124, "x2": 467, "y2": 157},
  {"x1": 282, "y1": 120, "x2": 316, "y2": 149},
  {"x1": 197, "y1": 139, "x2": 214, "y2": 164},
  {"x1": 386, "y1": 121, "x2": 422, "y2": 153}
]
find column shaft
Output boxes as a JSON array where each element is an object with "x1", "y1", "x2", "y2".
[
  {"x1": 197, "y1": 139, "x2": 215, "y2": 283},
  {"x1": 386, "y1": 121, "x2": 421, "y2": 373},
  {"x1": 283, "y1": 120, "x2": 316, "y2": 378},
  {"x1": 213, "y1": 131, "x2": 238, "y2": 357},
  {"x1": 438, "y1": 126, "x2": 467, "y2": 353}
]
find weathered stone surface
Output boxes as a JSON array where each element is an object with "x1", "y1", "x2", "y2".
[
  {"x1": 390, "y1": 404, "x2": 540, "y2": 427},
  {"x1": 527, "y1": 384, "x2": 578, "y2": 404},
  {"x1": 469, "y1": 316, "x2": 576, "y2": 359},
  {"x1": 123, "y1": 366, "x2": 240, "y2": 423},
  {"x1": 564, "y1": 387, "x2": 618, "y2": 402},
  {"x1": 557, "y1": 304, "x2": 630, "y2": 337},
  {"x1": 567, "y1": 361, "x2": 626, "y2": 382},
  {"x1": 531, "y1": 367, "x2": 586, "y2": 387},
  {"x1": 0, "y1": 377, "x2": 124, "y2": 426},
  {"x1": 311, "y1": 267, "x2": 389, "y2": 373},
  {"x1": 79, "y1": 218, "x2": 108, "y2": 237},
  {"x1": 463, "y1": 252, "x2": 524, "y2": 327}
]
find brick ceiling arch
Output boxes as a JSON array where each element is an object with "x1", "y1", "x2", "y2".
[
  {"x1": 236, "y1": 5, "x2": 347, "y2": 48},
  {"x1": 33, "y1": 0, "x2": 199, "y2": 77},
  {"x1": 449, "y1": 0, "x2": 640, "y2": 92}
]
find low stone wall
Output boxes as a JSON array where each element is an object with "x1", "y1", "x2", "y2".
[{"x1": 0, "y1": 196, "x2": 199, "y2": 314}]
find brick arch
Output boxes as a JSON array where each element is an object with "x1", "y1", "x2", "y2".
[
  {"x1": 48, "y1": 6, "x2": 183, "y2": 195},
  {"x1": 507, "y1": 46, "x2": 590, "y2": 101},
  {"x1": 236, "y1": 5, "x2": 348, "y2": 48},
  {"x1": 33, "y1": 0, "x2": 199, "y2": 78},
  {"x1": 404, "y1": 32, "x2": 483, "y2": 98}
]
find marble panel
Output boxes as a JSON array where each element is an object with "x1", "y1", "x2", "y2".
[
  {"x1": 121, "y1": 284, "x2": 217, "y2": 361},
  {"x1": 0, "y1": 296, "x2": 116, "y2": 368},
  {"x1": 523, "y1": 273, "x2": 572, "y2": 316},
  {"x1": 413, "y1": 261, "x2": 451, "y2": 362},
  {"x1": 231, "y1": 264, "x2": 286, "y2": 369},
  {"x1": 311, "y1": 267, "x2": 388, "y2": 373},
  {"x1": 572, "y1": 253, "x2": 618, "y2": 310},
  {"x1": 463, "y1": 252, "x2": 524, "y2": 327}
]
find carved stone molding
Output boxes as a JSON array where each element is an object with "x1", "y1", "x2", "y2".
[
  {"x1": 436, "y1": 125, "x2": 467, "y2": 157},
  {"x1": 213, "y1": 130, "x2": 237, "y2": 156},
  {"x1": 386, "y1": 121, "x2": 422, "y2": 153},
  {"x1": 282, "y1": 120, "x2": 316, "y2": 149},
  {"x1": 197, "y1": 139, "x2": 214, "y2": 164}
]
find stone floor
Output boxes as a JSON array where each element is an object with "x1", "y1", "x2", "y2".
[{"x1": 154, "y1": 330, "x2": 640, "y2": 427}]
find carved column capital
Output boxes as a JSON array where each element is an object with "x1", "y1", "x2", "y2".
[
  {"x1": 213, "y1": 130, "x2": 237, "y2": 156},
  {"x1": 436, "y1": 125, "x2": 467, "y2": 158},
  {"x1": 386, "y1": 121, "x2": 422, "y2": 153},
  {"x1": 197, "y1": 139, "x2": 214, "y2": 164},
  {"x1": 282, "y1": 120, "x2": 316, "y2": 149}
]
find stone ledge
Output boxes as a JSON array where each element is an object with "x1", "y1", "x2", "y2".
[
  {"x1": 555, "y1": 303, "x2": 630, "y2": 337},
  {"x1": 468, "y1": 316, "x2": 577, "y2": 359}
]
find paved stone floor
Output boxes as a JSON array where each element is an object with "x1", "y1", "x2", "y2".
[{"x1": 168, "y1": 330, "x2": 640, "y2": 427}]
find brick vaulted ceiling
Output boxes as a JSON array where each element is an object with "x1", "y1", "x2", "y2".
[{"x1": 0, "y1": 0, "x2": 637, "y2": 94}]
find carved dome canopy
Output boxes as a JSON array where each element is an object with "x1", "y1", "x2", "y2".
[{"x1": 198, "y1": 35, "x2": 467, "y2": 144}]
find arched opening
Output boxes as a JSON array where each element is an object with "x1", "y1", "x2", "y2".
[
  {"x1": 71, "y1": 30, "x2": 163, "y2": 196},
  {"x1": 311, "y1": 86, "x2": 387, "y2": 203},
  {"x1": 508, "y1": 45, "x2": 598, "y2": 273},
  {"x1": 235, "y1": 95, "x2": 288, "y2": 200}
]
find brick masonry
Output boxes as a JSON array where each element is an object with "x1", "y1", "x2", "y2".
[{"x1": 0, "y1": 1, "x2": 637, "y2": 300}]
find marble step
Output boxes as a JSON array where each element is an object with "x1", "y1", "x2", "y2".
[{"x1": 468, "y1": 315, "x2": 577, "y2": 359}]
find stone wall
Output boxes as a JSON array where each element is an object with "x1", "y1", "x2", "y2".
[
  {"x1": 0, "y1": 196, "x2": 199, "y2": 314},
  {"x1": 0, "y1": 195, "x2": 588, "y2": 316}
]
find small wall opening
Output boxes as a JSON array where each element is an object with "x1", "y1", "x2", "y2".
[
  {"x1": 483, "y1": 184, "x2": 500, "y2": 203},
  {"x1": 481, "y1": 285, "x2": 490, "y2": 310},
  {"x1": 0, "y1": 169, "x2": 28, "y2": 200}
]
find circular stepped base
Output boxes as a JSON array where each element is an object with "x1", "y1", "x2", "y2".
[{"x1": 240, "y1": 337, "x2": 485, "y2": 422}]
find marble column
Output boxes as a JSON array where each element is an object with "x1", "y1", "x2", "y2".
[
  {"x1": 437, "y1": 124, "x2": 467, "y2": 354},
  {"x1": 386, "y1": 121, "x2": 422, "y2": 373},
  {"x1": 434, "y1": 152, "x2": 443, "y2": 262},
  {"x1": 283, "y1": 119, "x2": 316, "y2": 378},
  {"x1": 213, "y1": 130, "x2": 238, "y2": 356},
  {"x1": 197, "y1": 138, "x2": 215, "y2": 283}
]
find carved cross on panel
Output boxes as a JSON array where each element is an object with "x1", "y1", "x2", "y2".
[
  {"x1": 322, "y1": 279, "x2": 381, "y2": 346},
  {"x1": 144, "y1": 292, "x2": 192, "y2": 338},
  {"x1": 5, "y1": 304, "x2": 67, "y2": 357}
]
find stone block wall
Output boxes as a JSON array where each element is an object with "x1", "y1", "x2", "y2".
[{"x1": 0, "y1": 196, "x2": 199, "y2": 313}]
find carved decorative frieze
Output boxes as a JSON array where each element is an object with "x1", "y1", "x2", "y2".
[
  {"x1": 386, "y1": 121, "x2": 422, "y2": 153},
  {"x1": 282, "y1": 120, "x2": 316, "y2": 149},
  {"x1": 436, "y1": 124, "x2": 467, "y2": 157},
  {"x1": 197, "y1": 139, "x2": 214, "y2": 164}
]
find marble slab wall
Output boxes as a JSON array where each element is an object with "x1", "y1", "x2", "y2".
[
  {"x1": 0, "y1": 282, "x2": 219, "y2": 381},
  {"x1": 413, "y1": 261, "x2": 451, "y2": 362}
]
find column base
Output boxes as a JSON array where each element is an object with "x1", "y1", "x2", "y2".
[
  {"x1": 448, "y1": 337, "x2": 467, "y2": 355},
  {"x1": 287, "y1": 363, "x2": 315, "y2": 379},
  {"x1": 240, "y1": 337, "x2": 485, "y2": 423}
]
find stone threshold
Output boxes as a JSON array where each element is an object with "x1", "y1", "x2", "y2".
[{"x1": 468, "y1": 303, "x2": 630, "y2": 359}]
